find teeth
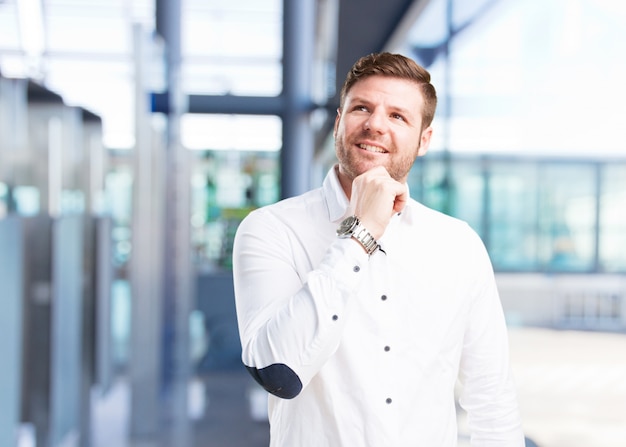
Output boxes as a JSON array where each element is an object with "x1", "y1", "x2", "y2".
[{"x1": 359, "y1": 143, "x2": 386, "y2": 153}]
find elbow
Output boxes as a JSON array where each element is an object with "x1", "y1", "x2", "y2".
[{"x1": 245, "y1": 363, "x2": 303, "y2": 399}]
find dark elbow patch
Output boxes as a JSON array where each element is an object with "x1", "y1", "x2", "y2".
[{"x1": 245, "y1": 363, "x2": 303, "y2": 399}]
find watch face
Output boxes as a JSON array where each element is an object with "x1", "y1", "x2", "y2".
[{"x1": 337, "y1": 215, "x2": 358, "y2": 236}]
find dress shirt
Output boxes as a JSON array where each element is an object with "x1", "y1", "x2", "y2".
[{"x1": 232, "y1": 165, "x2": 524, "y2": 447}]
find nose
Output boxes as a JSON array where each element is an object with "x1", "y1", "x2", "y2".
[{"x1": 364, "y1": 109, "x2": 388, "y2": 133}]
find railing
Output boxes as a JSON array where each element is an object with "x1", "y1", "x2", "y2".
[{"x1": 557, "y1": 289, "x2": 625, "y2": 331}]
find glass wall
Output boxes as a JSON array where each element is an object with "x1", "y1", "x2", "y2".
[
  {"x1": 536, "y1": 163, "x2": 597, "y2": 272},
  {"x1": 179, "y1": 112, "x2": 282, "y2": 272},
  {"x1": 181, "y1": 0, "x2": 282, "y2": 97},
  {"x1": 600, "y1": 164, "x2": 626, "y2": 272},
  {"x1": 410, "y1": 154, "x2": 625, "y2": 273},
  {"x1": 190, "y1": 149, "x2": 279, "y2": 271},
  {"x1": 396, "y1": 0, "x2": 626, "y2": 160}
]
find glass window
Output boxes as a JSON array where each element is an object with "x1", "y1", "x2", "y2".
[
  {"x1": 191, "y1": 150, "x2": 279, "y2": 271},
  {"x1": 411, "y1": 156, "x2": 449, "y2": 213},
  {"x1": 488, "y1": 161, "x2": 538, "y2": 271},
  {"x1": 537, "y1": 163, "x2": 597, "y2": 272},
  {"x1": 0, "y1": 182, "x2": 7, "y2": 218},
  {"x1": 182, "y1": 0, "x2": 282, "y2": 97},
  {"x1": 105, "y1": 164, "x2": 134, "y2": 269},
  {"x1": 396, "y1": 0, "x2": 626, "y2": 159},
  {"x1": 182, "y1": 113, "x2": 282, "y2": 272},
  {"x1": 181, "y1": 114, "x2": 281, "y2": 152},
  {"x1": 448, "y1": 159, "x2": 484, "y2": 236},
  {"x1": 599, "y1": 164, "x2": 626, "y2": 272}
]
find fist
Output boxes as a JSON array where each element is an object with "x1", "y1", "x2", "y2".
[{"x1": 348, "y1": 166, "x2": 407, "y2": 239}]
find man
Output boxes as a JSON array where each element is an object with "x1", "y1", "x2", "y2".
[{"x1": 233, "y1": 52, "x2": 524, "y2": 446}]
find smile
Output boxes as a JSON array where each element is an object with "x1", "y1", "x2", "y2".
[{"x1": 358, "y1": 143, "x2": 387, "y2": 154}]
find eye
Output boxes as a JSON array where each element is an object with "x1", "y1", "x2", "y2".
[
  {"x1": 391, "y1": 113, "x2": 405, "y2": 121},
  {"x1": 352, "y1": 105, "x2": 369, "y2": 112}
]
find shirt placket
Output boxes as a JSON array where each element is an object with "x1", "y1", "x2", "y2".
[{"x1": 369, "y1": 248, "x2": 400, "y2": 440}]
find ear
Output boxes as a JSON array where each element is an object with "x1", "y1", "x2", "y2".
[
  {"x1": 417, "y1": 126, "x2": 433, "y2": 157},
  {"x1": 333, "y1": 108, "x2": 342, "y2": 138}
]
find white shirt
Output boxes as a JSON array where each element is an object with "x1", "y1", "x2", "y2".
[{"x1": 233, "y1": 166, "x2": 524, "y2": 447}]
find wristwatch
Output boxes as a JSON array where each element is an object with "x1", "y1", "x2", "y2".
[{"x1": 336, "y1": 215, "x2": 379, "y2": 256}]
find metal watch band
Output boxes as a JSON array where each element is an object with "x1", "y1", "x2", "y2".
[
  {"x1": 352, "y1": 224, "x2": 379, "y2": 255},
  {"x1": 337, "y1": 215, "x2": 379, "y2": 255}
]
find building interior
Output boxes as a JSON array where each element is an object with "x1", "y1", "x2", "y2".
[{"x1": 1, "y1": 0, "x2": 625, "y2": 446}]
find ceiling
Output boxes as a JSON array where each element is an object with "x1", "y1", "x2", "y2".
[{"x1": 0, "y1": 0, "x2": 433, "y2": 149}]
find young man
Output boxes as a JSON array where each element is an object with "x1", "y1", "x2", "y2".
[{"x1": 233, "y1": 52, "x2": 524, "y2": 446}]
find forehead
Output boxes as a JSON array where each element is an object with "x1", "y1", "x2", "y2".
[{"x1": 345, "y1": 75, "x2": 424, "y2": 110}]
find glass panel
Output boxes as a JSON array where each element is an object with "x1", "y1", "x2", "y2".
[
  {"x1": 599, "y1": 164, "x2": 626, "y2": 272},
  {"x1": 398, "y1": 0, "x2": 626, "y2": 158},
  {"x1": 537, "y1": 164, "x2": 596, "y2": 272},
  {"x1": 449, "y1": 159, "x2": 484, "y2": 236},
  {"x1": 488, "y1": 161, "x2": 538, "y2": 271},
  {"x1": 182, "y1": 0, "x2": 282, "y2": 97},
  {"x1": 12, "y1": 186, "x2": 40, "y2": 216},
  {"x1": 416, "y1": 157, "x2": 449, "y2": 213},
  {"x1": 182, "y1": 61, "x2": 281, "y2": 97},
  {"x1": 191, "y1": 150, "x2": 279, "y2": 271},
  {"x1": 409, "y1": 156, "x2": 484, "y2": 234},
  {"x1": 181, "y1": 114, "x2": 281, "y2": 152},
  {"x1": 0, "y1": 182, "x2": 7, "y2": 218},
  {"x1": 105, "y1": 165, "x2": 133, "y2": 270}
]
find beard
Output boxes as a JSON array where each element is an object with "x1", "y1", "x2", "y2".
[{"x1": 335, "y1": 131, "x2": 421, "y2": 183}]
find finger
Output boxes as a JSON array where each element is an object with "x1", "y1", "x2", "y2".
[{"x1": 392, "y1": 183, "x2": 408, "y2": 213}]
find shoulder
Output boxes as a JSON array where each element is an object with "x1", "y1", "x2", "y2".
[
  {"x1": 238, "y1": 187, "x2": 327, "y2": 231},
  {"x1": 405, "y1": 199, "x2": 486, "y2": 251},
  {"x1": 408, "y1": 199, "x2": 473, "y2": 232}
]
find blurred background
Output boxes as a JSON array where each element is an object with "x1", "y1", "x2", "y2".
[{"x1": 0, "y1": 0, "x2": 625, "y2": 446}]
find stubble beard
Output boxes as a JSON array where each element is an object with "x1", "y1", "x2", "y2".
[{"x1": 335, "y1": 133, "x2": 420, "y2": 183}]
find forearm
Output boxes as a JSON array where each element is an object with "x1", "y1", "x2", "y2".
[{"x1": 238, "y1": 269, "x2": 354, "y2": 398}]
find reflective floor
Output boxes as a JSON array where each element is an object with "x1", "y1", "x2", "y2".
[
  {"x1": 92, "y1": 368, "x2": 269, "y2": 447},
  {"x1": 508, "y1": 328, "x2": 626, "y2": 447},
  {"x1": 90, "y1": 328, "x2": 626, "y2": 447}
]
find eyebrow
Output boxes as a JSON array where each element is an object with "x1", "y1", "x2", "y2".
[
  {"x1": 348, "y1": 95, "x2": 413, "y2": 116},
  {"x1": 350, "y1": 96, "x2": 416, "y2": 121}
]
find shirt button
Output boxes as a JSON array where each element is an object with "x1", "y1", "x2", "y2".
[
  {"x1": 353, "y1": 265, "x2": 360, "y2": 272},
  {"x1": 381, "y1": 294, "x2": 387, "y2": 301},
  {"x1": 332, "y1": 315, "x2": 338, "y2": 321},
  {"x1": 386, "y1": 398, "x2": 392, "y2": 404},
  {"x1": 384, "y1": 346, "x2": 390, "y2": 352}
]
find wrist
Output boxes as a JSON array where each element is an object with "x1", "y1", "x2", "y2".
[{"x1": 336, "y1": 215, "x2": 380, "y2": 256}]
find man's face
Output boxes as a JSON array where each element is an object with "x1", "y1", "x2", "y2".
[{"x1": 334, "y1": 75, "x2": 432, "y2": 184}]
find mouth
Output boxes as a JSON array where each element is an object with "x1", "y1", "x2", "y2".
[{"x1": 358, "y1": 143, "x2": 388, "y2": 154}]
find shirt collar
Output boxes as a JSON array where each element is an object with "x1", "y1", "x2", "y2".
[{"x1": 323, "y1": 165, "x2": 350, "y2": 223}]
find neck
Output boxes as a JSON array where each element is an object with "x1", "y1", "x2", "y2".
[{"x1": 335, "y1": 165, "x2": 353, "y2": 200}]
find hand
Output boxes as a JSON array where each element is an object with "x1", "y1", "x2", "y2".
[{"x1": 348, "y1": 166, "x2": 407, "y2": 239}]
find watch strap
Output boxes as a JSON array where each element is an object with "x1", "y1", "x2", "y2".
[
  {"x1": 337, "y1": 215, "x2": 379, "y2": 255},
  {"x1": 352, "y1": 224, "x2": 379, "y2": 255}
]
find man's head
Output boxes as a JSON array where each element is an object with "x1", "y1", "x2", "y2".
[
  {"x1": 334, "y1": 52, "x2": 438, "y2": 187},
  {"x1": 339, "y1": 52, "x2": 437, "y2": 132}
]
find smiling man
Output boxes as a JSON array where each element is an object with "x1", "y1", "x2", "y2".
[{"x1": 233, "y1": 52, "x2": 524, "y2": 446}]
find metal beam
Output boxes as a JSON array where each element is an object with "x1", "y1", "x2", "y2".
[
  {"x1": 151, "y1": 92, "x2": 286, "y2": 116},
  {"x1": 155, "y1": 0, "x2": 194, "y2": 445},
  {"x1": 281, "y1": 0, "x2": 316, "y2": 198},
  {"x1": 332, "y1": 0, "x2": 419, "y2": 107}
]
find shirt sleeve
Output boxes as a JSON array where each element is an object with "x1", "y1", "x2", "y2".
[
  {"x1": 457, "y1": 229, "x2": 525, "y2": 446},
  {"x1": 232, "y1": 208, "x2": 369, "y2": 399}
]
